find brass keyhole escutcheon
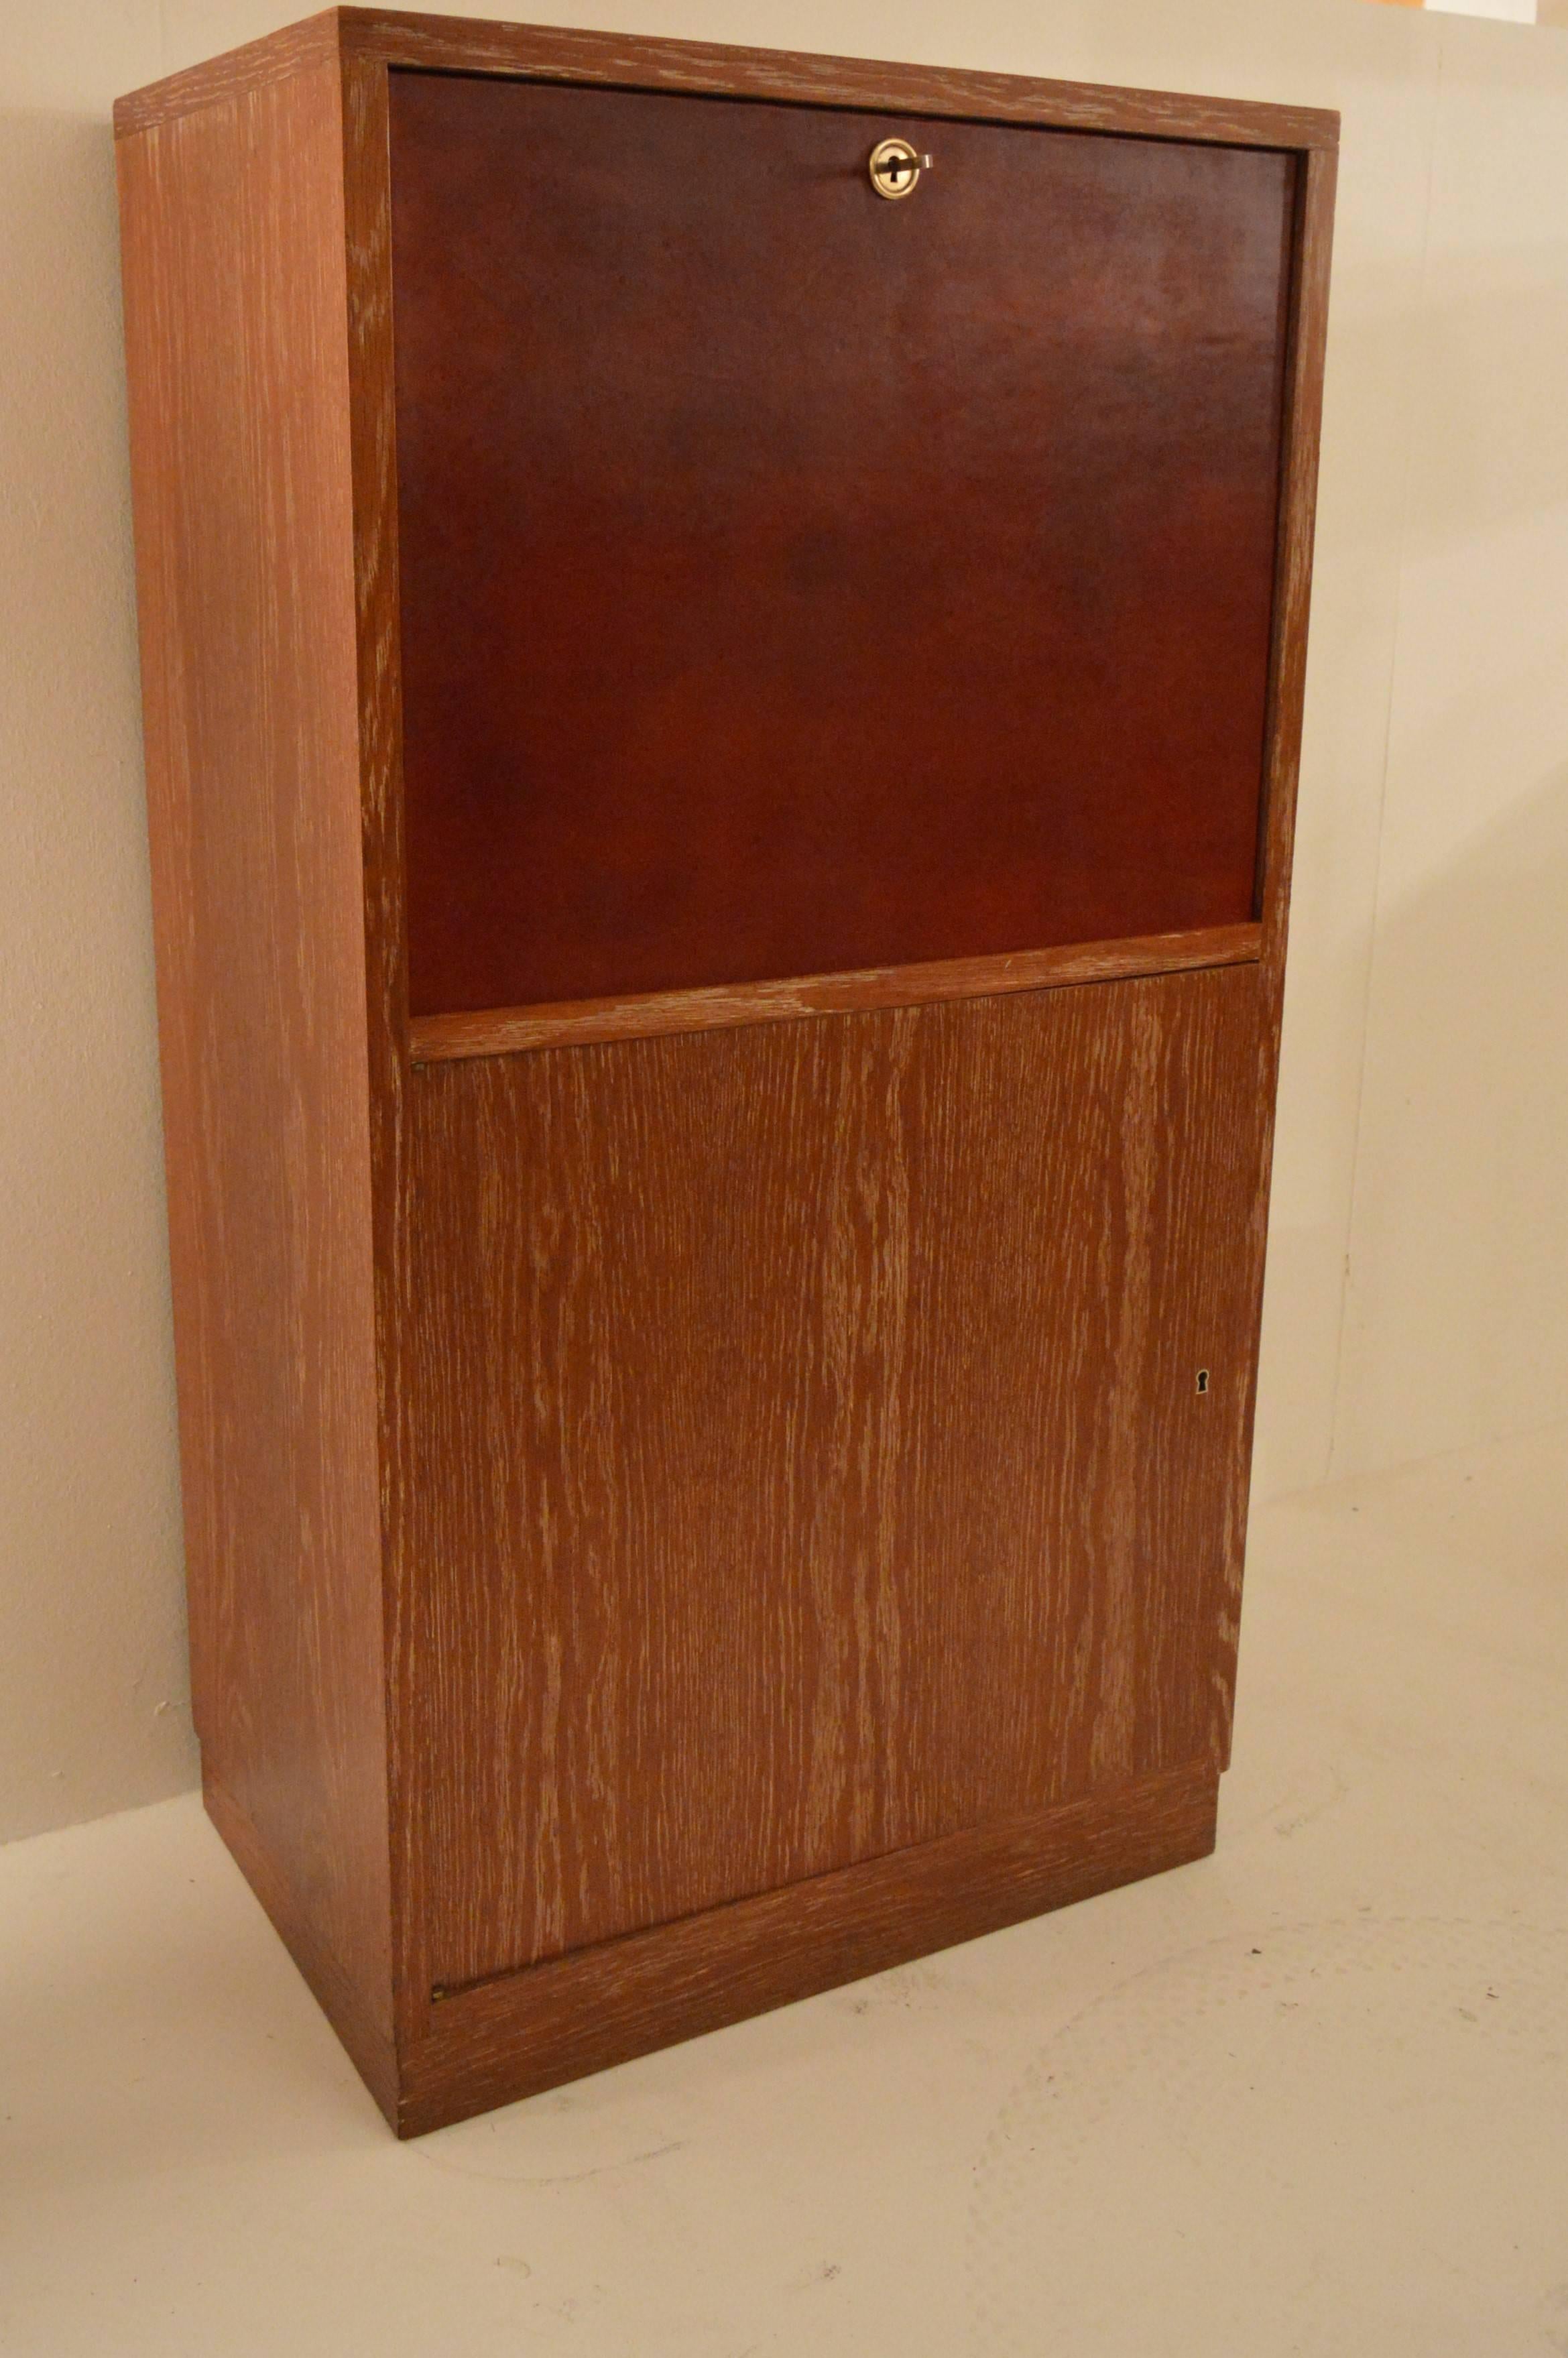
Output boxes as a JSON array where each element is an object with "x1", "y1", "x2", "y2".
[{"x1": 868, "y1": 137, "x2": 931, "y2": 200}]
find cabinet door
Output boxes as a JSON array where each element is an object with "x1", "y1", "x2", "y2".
[
  {"x1": 406, "y1": 963, "x2": 1265, "y2": 1990},
  {"x1": 388, "y1": 73, "x2": 1293, "y2": 1020}
]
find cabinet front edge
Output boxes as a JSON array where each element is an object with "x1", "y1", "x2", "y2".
[
  {"x1": 408, "y1": 924, "x2": 1264, "y2": 1065},
  {"x1": 116, "y1": 9, "x2": 1340, "y2": 150}
]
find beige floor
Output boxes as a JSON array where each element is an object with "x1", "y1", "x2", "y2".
[{"x1": 3, "y1": 1423, "x2": 1565, "y2": 2357}]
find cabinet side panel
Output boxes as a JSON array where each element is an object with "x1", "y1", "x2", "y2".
[{"x1": 117, "y1": 64, "x2": 394, "y2": 2054}]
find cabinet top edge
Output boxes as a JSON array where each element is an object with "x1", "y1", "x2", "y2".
[{"x1": 113, "y1": 6, "x2": 1341, "y2": 151}]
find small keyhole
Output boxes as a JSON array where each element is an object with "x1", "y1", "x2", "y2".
[
  {"x1": 868, "y1": 138, "x2": 930, "y2": 200},
  {"x1": 1196, "y1": 1368, "x2": 1211, "y2": 1396}
]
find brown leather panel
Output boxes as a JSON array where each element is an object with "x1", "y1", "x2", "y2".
[{"x1": 389, "y1": 73, "x2": 1293, "y2": 1016}]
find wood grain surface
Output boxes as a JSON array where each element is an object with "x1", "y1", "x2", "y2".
[
  {"x1": 408, "y1": 925, "x2": 1262, "y2": 1062},
  {"x1": 113, "y1": 9, "x2": 339, "y2": 139},
  {"x1": 117, "y1": 64, "x2": 394, "y2": 2052},
  {"x1": 397, "y1": 1761, "x2": 1219, "y2": 2135},
  {"x1": 1203, "y1": 148, "x2": 1338, "y2": 1765},
  {"x1": 404, "y1": 963, "x2": 1265, "y2": 1992},
  {"x1": 205, "y1": 1771, "x2": 400, "y2": 2122},
  {"x1": 337, "y1": 42, "x2": 423, "y2": 2056},
  {"x1": 115, "y1": 9, "x2": 1339, "y2": 150},
  {"x1": 115, "y1": 11, "x2": 1337, "y2": 2134},
  {"x1": 391, "y1": 71, "x2": 1292, "y2": 1018},
  {"x1": 1258, "y1": 145, "x2": 1338, "y2": 995}
]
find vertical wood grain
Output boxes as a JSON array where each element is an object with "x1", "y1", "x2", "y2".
[
  {"x1": 337, "y1": 47, "x2": 428, "y2": 2060},
  {"x1": 1258, "y1": 145, "x2": 1337, "y2": 987},
  {"x1": 406, "y1": 964, "x2": 1265, "y2": 1992},
  {"x1": 1216, "y1": 143, "x2": 1338, "y2": 1765},
  {"x1": 117, "y1": 60, "x2": 394, "y2": 2066}
]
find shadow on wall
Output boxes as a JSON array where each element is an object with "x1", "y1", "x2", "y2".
[
  {"x1": 1333, "y1": 189, "x2": 1568, "y2": 1476},
  {"x1": 1402, "y1": 275, "x2": 1568, "y2": 536},
  {"x1": 1261, "y1": 207, "x2": 1568, "y2": 1499},
  {"x1": 1338, "y1": 748, "x2": 1568, "y2": 1475},
  {"x1": 0, "y1": 111, "x2": 193, "y2": 1844}
]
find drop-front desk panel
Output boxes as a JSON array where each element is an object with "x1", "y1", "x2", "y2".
[
  {"x1": 116, "y1": 11, "x2": 1336, "y2": 2133},
  {"x1": 390, "y1": 70, "x2": 1291, "y2": 1017}
]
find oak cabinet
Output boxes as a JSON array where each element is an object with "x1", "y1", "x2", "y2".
[{"x1": 116, "y1": 10, "x2": 1335, "y2": 2136}]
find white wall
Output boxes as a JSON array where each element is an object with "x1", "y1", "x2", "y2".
[
  {"x1": 1, "y1": 5, "x2": 190, "y2": 1841},
  {"x1": 1332, "y1": 21, "x2": 1568, "y2": 1476},
  {"x1": 1429, "y1": 0, "x2": 1536, "y2": 23},
  {"x1": 1, "y1": 0, "x2": 1565, "y2": 1842}
]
